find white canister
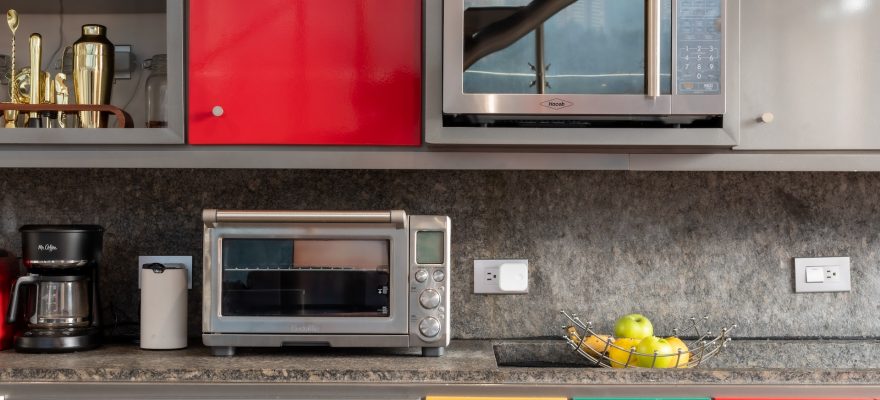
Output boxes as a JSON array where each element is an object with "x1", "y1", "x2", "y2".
[{"x1": 140, "y1": 263, "x2": 187, "y2": 349}]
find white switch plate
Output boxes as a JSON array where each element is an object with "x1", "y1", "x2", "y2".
[
  {"x1": 138, "y1": 256, "x2": 193, "y2": 289},
  {"x1": 474, "y1": 259, "x2": 528, "y2": 294},
  {"x1": 794, "y1": 257, "x2": 851, "y2": 293}
]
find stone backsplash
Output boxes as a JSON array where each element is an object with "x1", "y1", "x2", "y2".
[{"x1": 0, "y1": 169, "x2": 877, "y2": 339}]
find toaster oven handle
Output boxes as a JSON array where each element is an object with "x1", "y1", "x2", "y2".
[
  {"x1": 645, "y1": 0, "x2": 662, "y2": 98},
  {"x1": 204, "y1": 210, "x2": 407, "y2": 227}
]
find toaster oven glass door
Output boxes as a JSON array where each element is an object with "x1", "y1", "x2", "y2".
[{"x1": 221, "y1": 239, "x2": 391, "y2": 317}]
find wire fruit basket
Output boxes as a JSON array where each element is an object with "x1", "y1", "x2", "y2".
[{"x1": 560, "y1": 310, "x2": 736, "y2": 369}]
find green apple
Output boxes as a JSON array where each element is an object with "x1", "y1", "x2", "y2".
[
  {"x1": 635, "y1": 336, "x2": 676, "y2": 368},
  {"x1": 613, "y1": 314, "x2": 654, "y2": 340}
]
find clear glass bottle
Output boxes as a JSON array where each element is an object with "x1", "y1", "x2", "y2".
[{"x1": 144, "y1": 54, "x2": 168, "y2": 128}]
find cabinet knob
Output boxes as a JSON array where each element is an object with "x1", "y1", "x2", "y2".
[
  {"x1": 212, "y1": 106, "x2": 224, "y2": 117},
  {"x1": 758, "y1": 112, "x2": 775, "y2": 124}
]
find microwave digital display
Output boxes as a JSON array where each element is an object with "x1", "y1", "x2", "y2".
[{"x1": 220, "y1": 239, "x2": 391, "y2": 317}]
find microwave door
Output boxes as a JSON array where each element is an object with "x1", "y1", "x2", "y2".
[{"x1": 444, "y1": 0, "x2": 675, "y2": 116}]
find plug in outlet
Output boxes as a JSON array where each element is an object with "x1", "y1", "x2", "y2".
[
  {"x1": 825, "y1": 266, "x2": 841, "y2": 282},
  {"x1": 485, "y1": 267, "x2": 499, "y2": 282},
  {"x1": 474, "y1": 259, "x2": 528, "y2": 294}
]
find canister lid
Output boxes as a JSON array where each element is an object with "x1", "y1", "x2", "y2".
[
  {"x1": 143, "y1": 263, "x2": 185, "y2": 273},
  {"x1": 19, "y1": 224, "x2": 104, "y2": 233}
]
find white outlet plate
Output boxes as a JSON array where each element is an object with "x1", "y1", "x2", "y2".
[
  {"x1": 474, "y1": 259, "x2": 529, "y2": 294},
  {"x1": 138, "y1": 256, "x2": 193, "y2": 289},
  {"x1": 794, "y1": 257, "x2": 851, "y2": 293}
]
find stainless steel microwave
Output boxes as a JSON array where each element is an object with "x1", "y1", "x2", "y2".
[
  {"x1": 202, "y1": 210, "x2": 451, "y2": 357},
  {"x1": 443, "y1": 0, "x2": 726, "y2": 127}
]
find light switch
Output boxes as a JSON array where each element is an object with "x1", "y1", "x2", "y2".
[{"x1": 805, "y1": 266, "x2": 824, "y2": 283}]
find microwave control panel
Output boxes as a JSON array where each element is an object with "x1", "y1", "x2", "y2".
[{"x1": 676, "y1": 0, "x2": 723, "y2": 95}]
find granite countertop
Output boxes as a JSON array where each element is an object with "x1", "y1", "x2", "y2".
[{"x1": 0, "y1": 340, "x2": 879, "y2": 385}]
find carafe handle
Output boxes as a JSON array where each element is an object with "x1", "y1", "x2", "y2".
[{"x1": 6, "y1": 275, "x2": 37, "y2": 323}]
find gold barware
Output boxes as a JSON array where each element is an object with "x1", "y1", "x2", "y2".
[
  {"x1": 3, "y1": 110, "x2": 16, "y2": 128},
  {"x1": 5, "y1": 9, "x2": 19, "y2": 128},
  {"x1": 55, "y1": 73, "x2": 68, "y2": 128},
  {"x1": 73, "y1": 25, "x2": 113, "y2": 128},
  {"x1": 28, "y1": 33, "x2": 40, "y2": 121},
  {"x1": 6, "y1": 11, "x2": 17, "y2": 92}
]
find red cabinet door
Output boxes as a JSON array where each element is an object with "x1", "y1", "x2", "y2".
[{"x1": 188, "y1": 0, "x2": 422, "y2": 145}]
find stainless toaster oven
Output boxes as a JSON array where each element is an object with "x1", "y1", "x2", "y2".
[{"x1": 201, "y1": 210, "x2": 451, "y2": 357}]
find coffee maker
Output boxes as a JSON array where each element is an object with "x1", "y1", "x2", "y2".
[{"x1": 6, "y1": 225, "x2": 103, "y2": 352}]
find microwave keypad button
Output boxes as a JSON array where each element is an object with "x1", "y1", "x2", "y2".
[
  {"x1": 415, "y1": 269, "x2": 429, "y2": 283},
  {"x1": 676, "y1": 0, "x2": 723, "y2": 95},
  {"x1": 419, "y1": 289, "x2": 441, "y2": 309},
  {"x1": 432, "y1": 269, "x2": 445, "y2": 282},
  {"x1": 419, "y1": 317, "x2": 441, "y2": 338}
]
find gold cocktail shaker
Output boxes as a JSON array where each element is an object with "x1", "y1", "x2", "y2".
[
  {"x1": 28, "y1": 33, "x2": 40, "y2": 119},
  {"x1": 72, "y1": 24, "x2": 113, "y2": 128}
]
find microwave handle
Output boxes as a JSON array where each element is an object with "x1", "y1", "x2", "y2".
[
  {"x1": 645, "y1": 0, "x2": 662, "y2": 98},
  {"x1": 203, "y1": 209, "x2": 407, "y2": 227}
]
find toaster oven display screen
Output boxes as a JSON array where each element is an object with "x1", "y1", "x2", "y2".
[
  {"x1": 416, "y1": 231, "x2": 445, "y2": 264},
  {"x1": 220, "y1": 239, "x2": 391, "y2": 317}
]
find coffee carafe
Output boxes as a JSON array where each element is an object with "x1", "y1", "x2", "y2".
[{"x1": 6, "y1": 225, "x2": 103, "y2": 352}]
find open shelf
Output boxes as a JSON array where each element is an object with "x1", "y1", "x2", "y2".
[{"x1": 0, "y1": 0, "x2": 183, "y2": 144}]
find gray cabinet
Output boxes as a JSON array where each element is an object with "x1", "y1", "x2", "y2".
[
  {"x1": 736, "y1": 0, "x2": 880, "y2": 150},
  {"x1": 0, "y1": 0, "x2": 183, "y2": 144}
]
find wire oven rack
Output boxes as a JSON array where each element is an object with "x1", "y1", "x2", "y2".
[{"x1": 560, "y1": 310, "x2": 735, "y2": 369}]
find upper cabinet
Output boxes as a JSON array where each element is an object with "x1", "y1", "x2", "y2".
[
  {"x1": 187, "y1": 0, "x2": 422, "y2": 146},
  {"x1": 0, "y1": 0, "x2": 184, "y2": 144},
  {"x1": 737, "y1": 0, "x2": 880, "y2": 150}
]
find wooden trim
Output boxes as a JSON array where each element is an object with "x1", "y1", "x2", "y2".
[{"x1": 0, "y1": 103, "x2": 133, "y2": 128}]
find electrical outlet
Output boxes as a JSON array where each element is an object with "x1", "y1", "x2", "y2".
[
  {"x1": 474, "y1": 259, "x2": 528, "y2": 294},
  {"x1": 825, "y1": 266, "x2": 841, "y2": 282},
  {"x1": 794, "y1": 257, "x2": 851, "y2": 293},
  {"x1": 138, "y1": 256, "x2": 193, "y2": 289}
]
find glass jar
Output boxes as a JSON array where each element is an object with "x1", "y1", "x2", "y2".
[{"x1": 144, "y1": 54, "x2": 168, "y2": 128}]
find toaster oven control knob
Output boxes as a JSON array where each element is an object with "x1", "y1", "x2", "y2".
[
  {"x1": 419, "y1": 317, "x2": 441, "y2": 338},
  {"x1": 415, "y1": 269, "x2": 429, "y2": 283},
  {"x1": 419, "y1": 289, "x2": 441, "y2": 309},
  {"x1": 432, "y1": 269, "x2": 445, "y2": 282}
]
